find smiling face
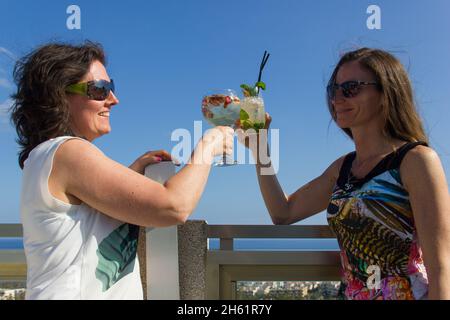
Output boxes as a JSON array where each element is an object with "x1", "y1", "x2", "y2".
[
  {"x1": 67, "y1": 60, "x2": 119, "y2": 141},
  {"x1": 331, "y1": 60, "x2": 382, "y2": 131}
]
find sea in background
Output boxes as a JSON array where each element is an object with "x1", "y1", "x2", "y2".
[
  {"x1": 209, "y1": 238, "x2": 339, "y2": 251},
  {"x1": 0, "y1": 238, "x2": 24, "y2": 250},
  {"x1": 0, "y1": 238, "x2": 340, "y2": 251}
]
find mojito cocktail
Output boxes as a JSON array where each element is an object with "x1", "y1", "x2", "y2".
[
  {"x1": 239, "y1": 95, "x2": 265, "y2": 131},
  {"x1": 239, "y1": 51, "x2": 270, "y2": 132}
]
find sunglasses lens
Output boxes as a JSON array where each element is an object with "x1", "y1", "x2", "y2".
[
  {"x1": 110, "y1": 79, "x2": 115, "y2": 93},
  {"x1": 328, "y1": 81, "x2": 361, "y2": 99},
  {"x1": 87, "y1": 80, "x2": 113, "y2": 101},
  {"x1": 342, "y1": 82, "x2": 360, "y2": 98}
]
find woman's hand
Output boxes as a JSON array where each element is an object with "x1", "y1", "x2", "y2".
[
  {"x1": 236, "y1": 113, "x2": 272, "y2": 162},
  {"x1": 129, "y1": 150, "x2": 173, "y2": 174},
  {"x1": 236, "y1": 112, "x2": 272, "y2": 149},
  {"x1": 197, "y1": 126, "x2": 234, "y2": 164}
]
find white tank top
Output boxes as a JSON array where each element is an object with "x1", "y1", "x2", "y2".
[{"x1": 20, "y1": 136, "x2": 143, "y2": 300}]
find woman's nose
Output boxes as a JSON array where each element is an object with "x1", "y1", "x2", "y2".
[
  {"x1": 334, "y1": 88, "x2": 347, "y2": 101},
  {"x1": 332, "y1": 90, "x2": 347, "y2": 104},
  {"x1": 107, "y1": 91, "x2": 119, "y2": 105}
]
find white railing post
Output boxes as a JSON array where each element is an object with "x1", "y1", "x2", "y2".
[
  {"x1": 146, "y1": 226, "x2": 180, "y2": 299},
  {"x1": 144, "y1": 162, "x2": 180, "y2": 300}
]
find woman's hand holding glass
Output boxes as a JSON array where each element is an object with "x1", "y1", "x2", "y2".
[
  {"x1": 236, "y1": 112, "x2": 272, "y2": 164},
  {"x1": 196, "y1": 126, "x2": 235, "y2": 165},
  {"x1": 129, "y1": 126, "x2": 234, "y2": 172}
]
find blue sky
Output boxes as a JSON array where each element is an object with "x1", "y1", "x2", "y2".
[{"x1": 0, "y1": 0, "x2": 449, "y2": 224}]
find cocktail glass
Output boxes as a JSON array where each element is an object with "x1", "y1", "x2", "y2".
[
  {"x1": 239, "y1": 93, "x2": 266, "y2": 132},
  {"x1": 201, "y1": 89, "x2": 240, "y2": 166}
]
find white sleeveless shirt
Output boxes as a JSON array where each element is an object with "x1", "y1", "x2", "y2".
[{"x1": 20, "y1": 136, "x2": 143, "y2": 300}]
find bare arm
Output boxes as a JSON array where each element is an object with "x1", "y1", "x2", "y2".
[
  {"x1": 237, "y1": 113, "x2": 343, "y2": 225},
  {"x1": 255, "y1": 151, "x2": 344, "y2": 225},
  {"x1": 401, "y1": 145, "x2": 450, "y2": 300},
  {"x1": 53, "y1": 127, "x2": 233, "y2": 228}
]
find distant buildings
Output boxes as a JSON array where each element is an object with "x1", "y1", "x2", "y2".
[
  {"x1": 0, "y1": 281, "x2": 341, "y2": 300},
  {"x1": 0, "y1": 288, "x2": 26, "y2": 300},
  {"x1": 237, "y1": 281, "x2": 341, "y2": 300},
  {"x1": 0, "y1": 281, "x2": 26, "y2": 300}
]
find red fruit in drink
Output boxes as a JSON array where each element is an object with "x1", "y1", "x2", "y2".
[{"x1": 224, "y1": 96, "x2": 232, "y2": 108}]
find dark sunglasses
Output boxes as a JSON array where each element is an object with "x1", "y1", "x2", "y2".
[
  {"x1": 66, "y1": 79, "x2": 115, "y2": 101},
  {"x1": 327, "y1": 80, "x2": 379, "y2": 100}
]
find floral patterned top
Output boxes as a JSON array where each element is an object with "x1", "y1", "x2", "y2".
[{"x1": 327, "y1": 141, "x2": 429, "y2": 300}]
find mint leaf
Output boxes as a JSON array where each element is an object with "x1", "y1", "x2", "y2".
[
  {"x1": 255, "y1": 81, "x2": 266, "y2": 90},
  {"x1": 241, "y1": 120, "x2": 253, "y2": 130},
  {"x1": 240, "y1": 83, "x2": 258, "y2": 97},
  {"x1": 240, "y1": 84, "x2": 253, "y2": 91},
  {"x1": 240, "y1": 109, "x2": 250, "y2": 120},
  {"x1": 240, "y1": 84, "x2": 252, "y2": 96},
  {"x1": 254, "y1": 122, "x2": 265, "y2": 130}
]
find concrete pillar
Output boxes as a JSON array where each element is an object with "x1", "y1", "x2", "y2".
[
  {"x1": 177, "y1": 220, "x2": 208, "y2": 300},
  {"x1": 137, "y1": 227, "x2": 147, "y2": 300}
]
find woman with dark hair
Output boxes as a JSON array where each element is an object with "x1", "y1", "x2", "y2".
[
  {"x1": 10, "y1": 42, "x2": 233, "y2": 299},
  {"x1": 239, "y1": 48, "x2": 450, "y2": 299}
]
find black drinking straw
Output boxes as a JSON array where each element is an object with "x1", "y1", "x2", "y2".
[{"x1": 256, "y1": 50, "x2": 270, "y2": 93}]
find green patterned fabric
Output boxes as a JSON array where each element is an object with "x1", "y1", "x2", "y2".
[{"x1": 95, "y1": 223, "x2": 139, "y2": 291}]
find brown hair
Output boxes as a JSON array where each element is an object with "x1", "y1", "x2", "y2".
[
  {"x1": 326, "y1": 48, "x2": 428, "y2": 144},
  {"x1": 9, "y1": 41, "x2": 105, "y2": 169}
]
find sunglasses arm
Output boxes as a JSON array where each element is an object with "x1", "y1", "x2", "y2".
[{"x1": 66, "y1": 83, "x2": 87, "y2": 95}]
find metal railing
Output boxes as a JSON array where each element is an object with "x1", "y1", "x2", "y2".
[
  {"x1": 205, "y1": 224, "x2": 340, "y2": 299},
  {"x1": 0, "y1": 223, "x2": 341, "y2": 299}
]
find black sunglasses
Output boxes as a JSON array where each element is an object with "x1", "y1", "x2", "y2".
[
  {"x1": 66, "y1": 79, "x2": 115, "y2": 101},
  {"x1": 327, "y1": 80, "x2": 379, "y2": 100}
]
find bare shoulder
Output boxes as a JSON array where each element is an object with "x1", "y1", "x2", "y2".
[
  {"x1": 400, "y1": 145, "x2": 444, "y2": 190},
  {"x1": 48, "y1": 138, "x2": 100, "y2": 204},
  {"x1": 50, "y1": 138, "x2": 107, "y2": 202},
  {"x1": 55, "y1": 138, "x2": 105, "y2": 165},
  {"x1": 402, "y1": 145, "x2": 440, "y2": 170}
]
